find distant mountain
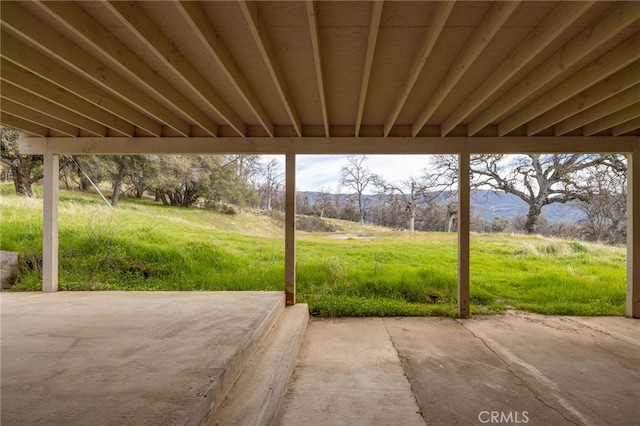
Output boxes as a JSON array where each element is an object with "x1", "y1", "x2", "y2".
[
  {"x1": 298, "y1": 189, "x2": 586, "y2": 223},
  {"x1": 468, "y1": 190, "x2": 585, "y2": 223}
]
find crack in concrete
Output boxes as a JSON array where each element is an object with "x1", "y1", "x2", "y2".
[
  {"x1": 455, "y1": 320, "x2": 586, "y2": 426},
  {"x1": 382, "y1": 318, "x2": 428, "y2": 426},
  {"x1": 564, "y1": 318, "x2": 640, "y2": 349}
]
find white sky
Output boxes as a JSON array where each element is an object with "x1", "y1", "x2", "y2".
[{"x1": 263, "y1": 155, "x2": 435, "y2": 192}]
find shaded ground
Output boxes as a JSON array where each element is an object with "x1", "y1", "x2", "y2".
[{"x1": 275, "y1": 314, "x2": 640, "y2": 426}]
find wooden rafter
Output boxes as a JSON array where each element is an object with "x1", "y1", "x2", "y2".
[
  {"x1": 527, "y1": 61, "x2": 640, "y2": 136},
  {"x1": 613, "y1": 117, "x2": 640, "y2": 137},
  {"x1": 37, "y1": 1, "x2": 219, "y2": 136},
  {"x1": 105, "y1": 1, "x2": 245, "y2": 137},
  {"x1": 1, "y1": 32, "x2": 162, "y2": 137},
  {"x1": 355, "y1": 0, "x2": 383, "y2": 137},
  {"x1": 1, "y1": 60, "x2": 133, "y2": 136},
  {"x1": 0, "y1": 2, "x2": 190, "y2": 136},
  {"x1": 176, "y1": 1, "x2": 273, "y2": 137},
  {"x1": 441, "y1": 1, "x2": 593, "y2": 136},
  {"x1": 583, "y1": 103, "x2": 640, "y2": 136},
  {"x1": 384, "y1": 1, "x2": 454, "y2": 137},
  {"x1": 412, "y1": 1, "x2": 519, "y2": 137},
  {"x1": 306, "y1": 1, "x2": 329, "y2": 137},
  {"x1": 1, "y1": 98, "x2": 79, "y2": 137},
  {"x1": 238, "y1": 0, "x2": 302, "y2": 137},
  {"x1": 1, "y1": 112, "x2": 49, "y2": 137},
  {"x1": 1, "y1": 81, "x2": 107, "y2": 136},
  {"x1": 468, "y1": 1, "x2": 640, "y2": 136},
  {"x1": 500, "y1": 31, "x2": 640, "y2": 136},
  {"x1": 554, "y1": 84, "x2": 640, "y2": 136}
]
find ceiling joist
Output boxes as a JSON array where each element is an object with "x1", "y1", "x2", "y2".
[
  {"x1": 176, "y1": 1, "x2": 274, "y2": 137},
  {"x1": 468, "y1": 1, "x2": 640, "y2": 136},
  {"x1": 0, "y1": 1, "x2": 190, "y2": 136},
  {"x1": 238, "y1": 1, "x2": 302, "y2": 137},
  {"x1": 355, "y1": 0, "x2": 383, "y2": 137},
  {"x1": 500, "y1": 30, "x2": 640, "y2": 136},
  {"x1": 37, "y1": 0, "x2": 219, "y2": 136},
  {"x1": 384, "y1": 1, "x2": 454, "y2": 137},
  {"x1": 306, "y1": 1, "x2": 329, "y2": 137},
  {"x1": 583, "y1": 103, "x2": 640, "y2": 136},
  {"x1": 1, "y1": 98, "x2": 79, "y2": 137},
  {"x1": 441, "y1": 1, "x2": 594, "y2": 136},
  {"x1": 411, "y1": 1, "x2": 520, "y2": 137},
  {"x1": 1, "y1": 81, "x2": 108, "y2": 136},
  {"x1": 527, "y1": 61, "x2": 640, "y2": 136},
  {"x1": 555, "y1": 84, "x2": 640, "y2": 136}
]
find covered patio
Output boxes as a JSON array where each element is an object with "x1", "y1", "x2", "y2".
[{"x1": 1, "y1": 0, "x2": 639, "y2": 318}]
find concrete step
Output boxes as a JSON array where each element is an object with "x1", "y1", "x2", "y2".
[
  {"x1": 186, "y1": 294, "x2": 286, "y2": 426},
  {"x1": 205, "y1": 304, "x2": 309, "y2": 426}
]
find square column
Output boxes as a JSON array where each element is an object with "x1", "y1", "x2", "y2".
[
  {"x1": 458, "y1": 152, "x2": 470, "y2": 318},
  {"x1": 627, "y1": 147, "x2": 639, "y2": 318},
  {"x1": 285, "y1": 153, "x2": 296, "y2": 305},
  {"x1": 43, "y1": 152, "x2": 59, "y2": 292}
]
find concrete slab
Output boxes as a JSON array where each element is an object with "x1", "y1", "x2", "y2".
[
  {"x1": 1, "y1": 291, "x2": 284, "y2": 426},
  {"x1": 276, "y1": 315, "x2": 639, "y2": 426},
  {"x1": 274, "y1": 318, "x2": 425, "y2": 426}
]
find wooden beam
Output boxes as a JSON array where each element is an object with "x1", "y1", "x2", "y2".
[
  {"x1": 441, "y1": 1, "x2": 593, "y2": 136},
  {"x1": 1, "y1": 81, "x2": 108, "y2": 137},
  {"x1": 1, "y1": 112, "x2": 48, "y2": 137},
  {"x1": 239, "y1": 1, "x2": 302, "y2": 137},
  {"x1": 613, "y1": 117, "x2": 640, "y2": 137},
  {"x1": 468, "y1": 1, "x2": 640, "y2": 136},
  {"x1": 0, "y1": 2, "x2": 190, "y2": 136},
  {"x1": 355, "y1": 0, "x2": 383, "y2": 137},
  {"x1": 37, "y1": 1, "x2": 219, "y2": 136},
  {"x1": 176, "y1": 1, "x2": 273, "y2": 137},
  {"x1": 554, "y1": 85, "x2": 640, "y2": 136},
  {"x1": 384, "y1": 1, "x2": 454, "y2": 137},
  {"x1": 306, "y1": 1, "x2": 329, "y2": 137},
  {"x1": 106, "y1": 1, "x2": 244, "y2": 137},
  {"x1": 527, "y1": 62, "x2": 640, "y2": 136},
  {"x1": 19, "y1": 136, "x2": 639, "y2": 156},
  {"x1": 582, "y1": 103, "x2": 640, "y2": 136},
  {"x1": 458, "y1": 151, "x2": 470, "y2": 318},
  {"x1": 2, "y1": 59, "x2": 134, "y2": 137},
  {"x1": 42, "y1": 152, "x2": 59, "y2": 293},
  {"x1": 285, "y1": 153, "x2": 296, "y2": 305},
  {"x1": 412, "y1": 1, "x2": 520, "y2": 137},
  {"x1": 501, "y1": 31, "x2": 640, "y2": 136},
  {"x1": 1, "y1": 32, "x2": 162, "y2": 137},
  {"x1": 1, "y1": 98, "x2": 78, "y2": 136},
  {"x1": 628, "y1": 147, "x2": 640, "y2": 317}
]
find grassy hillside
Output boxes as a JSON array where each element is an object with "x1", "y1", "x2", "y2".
[{"x1": 0, "y1": 184, "x2": 627, "y2": 316}]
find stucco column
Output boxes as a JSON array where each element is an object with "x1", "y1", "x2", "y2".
[
  {"x1": 458, "y1": 152, "x2": 470, "y2": 318},
  {"x1": 43, "y1": 152, "x2": 59, "y2": 293},
  {"x1": 627, "y1": 147, "x2": 639, "y2": 318},
  {"x1": 285, "y1": 153, "x2": 296, "y2": 305}
]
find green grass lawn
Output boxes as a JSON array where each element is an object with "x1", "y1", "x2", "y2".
[{"x1": 0, "y1": 184, "x2": 627, "y2": 316}]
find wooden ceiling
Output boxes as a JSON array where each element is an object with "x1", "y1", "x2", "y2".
[{"x1": 1, "y1": 1, "x2": 639, "y2": 141}]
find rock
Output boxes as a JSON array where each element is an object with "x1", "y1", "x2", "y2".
[{"x1": 1, "y1": 251, "x2": 19, "y2": 289}]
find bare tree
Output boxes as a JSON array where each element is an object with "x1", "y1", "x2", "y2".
[
  {"x1": 339, "y1": 156, "x2": 380, "y2": 225},
  {"x1": 433, "y1": 154, "x2": 623, "y2": 234}
]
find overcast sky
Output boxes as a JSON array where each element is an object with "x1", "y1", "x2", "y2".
[{"x1": 263, "y1": 155, "x2": 435, "y2": 192}]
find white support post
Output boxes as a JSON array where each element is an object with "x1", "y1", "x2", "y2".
[
  {"x1": 285, "y1": 153, "x2": 296, "y2": 305},
  {"x1": 458, "y1": 152, "x2": 471, "y2": 318},
  {"x1": 43, "y1": 152, "x2": 59, "y2": 293},
  {"x1": 627, "y1": 147, "x2": 640, "y2": 318}
]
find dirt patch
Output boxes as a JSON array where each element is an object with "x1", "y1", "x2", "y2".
[{"x1": 326, "y1": 233, "x2": 375, "y2": 240}]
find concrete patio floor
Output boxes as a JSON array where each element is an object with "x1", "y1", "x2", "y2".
[
  {"x1": 0, "y1": 291, "x2": 285, "y2": 426},
  {"x1": 275, "y1": 315, "x2": 640, "y2": 426},
  {"x1": 2, "y1": 292, "x2": 639, "y2": 425}
]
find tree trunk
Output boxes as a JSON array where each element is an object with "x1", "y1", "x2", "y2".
[
  {"x1": 110, "y1": 170, "x2": 125, "y2": 207},
  {"x1": 13, "y1": 157, "x2": 34, "y2": 197},
  {"x1": 525, "y1": 203, "x2": 543, "y2": 234}
]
